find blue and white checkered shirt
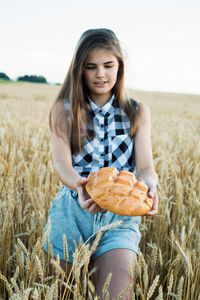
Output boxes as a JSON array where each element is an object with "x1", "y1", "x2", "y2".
[{"x1": 64, "y1": 95, "x2": 139, "y2": 177}]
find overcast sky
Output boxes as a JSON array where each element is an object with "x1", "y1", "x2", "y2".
[{"x1": 1, "y1": 0, "x2": 200, "y2": 94}]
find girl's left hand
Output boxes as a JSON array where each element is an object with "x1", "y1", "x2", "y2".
[
  {"x1": 146, "y1": 184, "x2": 159, "y2": 216},
  {"x1": 77, "y1": 178, "x2": 106, "y2": 214}
]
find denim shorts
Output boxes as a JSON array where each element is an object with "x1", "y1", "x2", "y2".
[{"x1": 43, "y1": 185, "x2": 141, "y2": 263}]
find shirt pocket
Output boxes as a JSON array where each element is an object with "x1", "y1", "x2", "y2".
[
  {"x1": 111, "y1": 134, "x2": 134, "y2": 165},
  {"x1": 73, "y1": 137, "x2": 95, "y2": 166}
]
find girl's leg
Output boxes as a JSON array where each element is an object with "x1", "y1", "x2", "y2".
[{"x1": 93, "y1": 249, "x2": 137, "y2": 299}]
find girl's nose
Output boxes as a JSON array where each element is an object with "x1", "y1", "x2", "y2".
[{"x1": 96, "y1": 67, "x2": 105, "y2": 78}]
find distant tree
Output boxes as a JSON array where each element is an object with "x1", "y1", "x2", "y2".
[
  {"x1": 17, "y1": 75, "x2": 48, "y2": 83},
  {"x1": 0, "y1": 72, "x2": 10, "y2": 80}
]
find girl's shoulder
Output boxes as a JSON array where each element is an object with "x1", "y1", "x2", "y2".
[
  {"x1": 137, "y1": 101, "x2": 151, "y2": 126},
  {"x1": 52, "y1": 99, "x2": 67, "y2": 114},
  {"x1": 129, "y1": 97, "x2": 139, "y2": 104},
  {"x1": 129, "y1": 97, "x2": 150, "y2": 113},
  {"x1": 130, "y1": 96, "x2": 139, "y2": 104},
  {"x1": 127, "y1": 97, "x2": 140, "y2": 113},
  {"x1": 51, "y1": 99, "x2": 69, "y2": 126},
  {"x1": 127, "y1": 98, "x2": 151, "y2": 127}
]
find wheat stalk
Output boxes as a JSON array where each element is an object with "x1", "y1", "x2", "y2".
[
  {"x1": 146, "y1": 275, "x2": 160, "y2": 299},
  {"x1": 63, "y1": 234, "x2": 68, "y2": 263},
  {"x1": 0, "y1": 273, "x2": 13, "y2": 296},
  {"x1": 176, "y1": 276, "x2": 184, "y2": 300},
  {"x1": 117, "y1": 283, "x2": 132, "y2": 299},
  {"x1": 167, "y1": 270, "x2": 174, "y2": 295},
  {"x1": 155, "y1": 285, "x2": 164, "y2": 300},
  {"x1": 102, "y1": 272, "x2": 112, "y2": 296}
]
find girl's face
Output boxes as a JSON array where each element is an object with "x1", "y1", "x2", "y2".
[{"x1": 83, "y1": 48, "x2": 119, "y2": 105}]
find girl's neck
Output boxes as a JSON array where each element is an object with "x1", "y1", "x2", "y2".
[{"x1": 88, "y1": 92, "x2": 112, "y2": 108}]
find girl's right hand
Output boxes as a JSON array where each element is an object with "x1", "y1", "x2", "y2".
[{"x1": 76, "y1": 178, "x2": 106, "y2": 214}]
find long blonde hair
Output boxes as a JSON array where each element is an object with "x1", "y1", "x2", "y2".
[{"x1": 50, "y1": 28, "x2": 140, "y2": 154}]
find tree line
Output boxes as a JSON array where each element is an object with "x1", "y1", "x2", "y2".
[{"x1": 0, "y1": 72, "x2": 59, "y2": 84}]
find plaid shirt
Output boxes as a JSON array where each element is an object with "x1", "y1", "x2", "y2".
[{"x1": 64, "y1": 95, "x2": 139, "y2": 177}]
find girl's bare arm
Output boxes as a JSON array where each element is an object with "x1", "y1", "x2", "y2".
[
  {"x1": 50, "y1": 101, "x2": 104, "y2": 213},
  {"x1": 134, "y1": 103, "x2": 158, "y2": 183},
  {"x1": 134, "y1": 102, "x2": 158, "y2": 215},
  {"x1": 50, "y1": 101, "x2": 82, "y2": 191}
]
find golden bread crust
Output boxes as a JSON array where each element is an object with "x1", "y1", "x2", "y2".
[{"x1": 85, "y1": 167, "x2": 153, "y2": 216}]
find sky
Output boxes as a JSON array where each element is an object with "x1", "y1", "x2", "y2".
[{"x1": 1, "y1": 0, "x2": 200, "y2": 94}]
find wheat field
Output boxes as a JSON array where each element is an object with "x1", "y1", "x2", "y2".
[{"x1": 0, "y1": 82, "x2": 200, "y2": 299}]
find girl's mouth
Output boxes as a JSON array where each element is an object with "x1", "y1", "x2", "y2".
[{"x1": 94, "y1": 81, "x2": 108, "y2": 87}]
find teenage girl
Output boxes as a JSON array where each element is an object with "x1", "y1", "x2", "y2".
[{"x1": 43, "y1": 28, "x2": 158, "y2": 299}]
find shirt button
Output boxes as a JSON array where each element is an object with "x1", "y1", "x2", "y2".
[
  {"x1": 100, "y1": 124, "x2": 104, "y2": 128},
  {"x1": 100, "y1": 153, "x2": 104, "y2": 157},
  {"x1": 99, "y1": 109, "x2": 102, "y2": 113},
  {"x1": 100, "y1": 138, "x2": 104, "y2": 142}
]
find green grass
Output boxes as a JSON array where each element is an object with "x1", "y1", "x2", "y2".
[{"x1": 0, "y1": 79, "x2": 15, "y2": 84}]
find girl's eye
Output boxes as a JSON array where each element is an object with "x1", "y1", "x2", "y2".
[
  {"x1": 85, "y1": 66, "x2": 96, "y2": 70},
  {"x1": 85, "y1": 65, "x2": 113, "y2": 70}
]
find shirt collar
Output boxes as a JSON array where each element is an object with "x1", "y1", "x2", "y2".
[{"x1": 88, "y1": 94, "x2": 115, "y2": 117}]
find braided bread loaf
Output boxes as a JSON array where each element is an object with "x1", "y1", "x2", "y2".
[{"x1": 85, "y1": 167, "x2": 153, "y2": 216}]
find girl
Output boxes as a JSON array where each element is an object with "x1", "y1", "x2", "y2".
[{"x1": 43, "y1": 28, "x2": 158, "y2": 299}]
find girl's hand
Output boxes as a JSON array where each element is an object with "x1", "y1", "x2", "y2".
[
  {"x1": 146, "y1": 183, "x2": 159, "y2": 216},
  {"x1": 76, "y1": 178, "x2": 106, "y2": 214}
]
